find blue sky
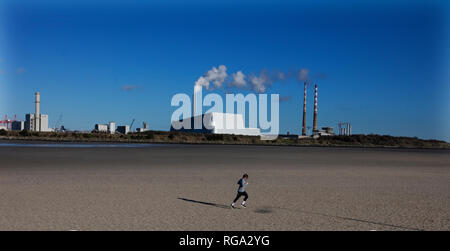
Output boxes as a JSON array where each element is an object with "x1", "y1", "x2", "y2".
[{"x1": 0, "y1": 0, "x2": 449, "y2": 141}]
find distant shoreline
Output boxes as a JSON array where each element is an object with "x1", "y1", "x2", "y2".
[
  {"x1": 0, "y1": 130, "x2": 449, "y2": 150},
  {"x1": 0, "y1": 140, "x2": 449, "y2": 152}
]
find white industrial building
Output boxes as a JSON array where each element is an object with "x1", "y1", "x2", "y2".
[
  {"x1": 108, "y1": 122, "x2": 115, "y2": 134},
  {"x1": 95, "y1": 124, "x2": 109, "y2": 132},
  {"x1": 17, "y1": 92, "x2": 53, "y2": 132},
  {"x1": 94, "y1": 122, "x2": 116, "y2": 134},
  {"x1": 171, "y1": 112, "x2": 260, "y2": 136},
  {"x1": 171, "y1": 85, "x2": 260, "y2": 136},
  {"x1": 25, "y1": 113, "x2": 51, "y2": 132}
]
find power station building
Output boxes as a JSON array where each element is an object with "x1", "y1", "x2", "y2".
[
  {"x1": 25, "y1": 113, "x2": 50, "y2": 132},
  {"x1": 170, "y1": 84, "x2": 261, "y2": 136},
  {"x1": 171, "y1": 112, "x2": 260, "y2": 136},
  {"x1": 94, "y1": 124, "x2": 109, "y2": 132},
  {"x1": 94, "y1": 122, "x2": 116, "y2": 134},
  {"x1": 15, "y1": 92, "x2": 53, "y2": 132}
]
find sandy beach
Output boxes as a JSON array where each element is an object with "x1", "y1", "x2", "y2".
[{"x1": 0, "y1": 143, "x2": 449, "y2": 230}]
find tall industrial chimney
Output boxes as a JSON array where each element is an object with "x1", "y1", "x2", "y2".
[
  {"x1": 192, "y1": 85, "x2": 203, "y2": 117},
  {"x1": 193, "y1": 85, "x2": 201, "y2": 116},
  {"x1": 302, "y1": 82, "x2": 307, "y2": 135},
  {"x1": 35, "y1": 92, "x2": 40, "y2": 132},
  {"x1": 192, "y1": 85, "x2": 202, "y2": 130},
  {"x1": 313, "y1": 84, "x2": 318, "y2": 132}
]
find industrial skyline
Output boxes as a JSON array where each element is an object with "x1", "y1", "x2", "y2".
[{"x1": 0, "y1": 1, "x2": 449, "y2": 141}]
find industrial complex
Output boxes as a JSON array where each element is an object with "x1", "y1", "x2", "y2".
[
  {"x1": 171, "y1": 82, "x2": 351, "y2": 138},
  {"x1": 94, "y1": 120, "x2": 149, "y2": 134},
  {"x1": 0, "y1": 92, "x2": 151, "y2": 135},
  {"x1": 170, "y1": 112, "x2": 260, "y2": 136},
  {"x1": 170, "y1": 84, "x2": 262, "y2": 136},
  {"x1": 1, "y1": 92, "x2": 53, "y2": 132},
  {"x1": 299, "y1": 83, "x2": 348, "y2": 138},
  {"x1": 1, "y1": 85, "x2": 351, "y2": 139}
]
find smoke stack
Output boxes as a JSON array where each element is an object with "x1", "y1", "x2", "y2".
[
  {"x1": 193, "y1": 85, "x2": 202, "y2": 116},
  {"x1": 313, "y1": 84, "x2": 318, "y2": 132},
  {"x1": 192, "y1": 85, "x2": 203, "y2": 129},
  {"x1": 35, "y1": 92, "x2": 40, "y2": 132},
  {"x1": 302, "y1": 82, "x2": 307, "y2": 135}
]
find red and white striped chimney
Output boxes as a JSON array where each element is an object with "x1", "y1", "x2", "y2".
[
  {"x1": 302, "y1": 82, "x2": 307, "y2": 135},
  {"x1": 313, "y1": 84, "x2": 318, "y2": 132}
]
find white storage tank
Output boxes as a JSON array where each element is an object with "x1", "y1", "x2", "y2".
[{"x1": 108, "y1": 122, "x2": 116, "y2": 134}]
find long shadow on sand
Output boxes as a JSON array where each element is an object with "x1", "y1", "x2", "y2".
[
  {"x1": 271, "y1": 206, "x2": 424, "y2": 231},
  {"x1": 178, "y1": 198, "x2": 421, "y2": 230},
  {"x1": 178, "y1": 198, "x2": 235, "y2": 209}
]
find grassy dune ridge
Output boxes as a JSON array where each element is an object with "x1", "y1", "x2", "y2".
[{"x1": 0, "y1": 129, "x2": 448, "y2": 149}]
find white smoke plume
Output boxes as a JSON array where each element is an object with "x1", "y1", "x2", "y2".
[
  {"x1": 195, "y1": 65, "x2": 321, "y2": 93},
  {"x1": 194, "y1": 65, "x2": 228, "y2": 90},
  {"x1": 297, "y1": 68, "x2": 309, "y2": 82},
  {"x1": 249, "y1": 70, "x2": 272, "y2": 93},
  {"x1": 229, "y1": 70, "x2": 247, "y2": 88},
  {"x1": 194, "y1": 76, "x2": 209, "y2": 89}
]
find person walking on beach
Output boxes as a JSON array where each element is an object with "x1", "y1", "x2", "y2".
[{"x1": 231, "y1": 173, "x2": 249, "y2": 209}]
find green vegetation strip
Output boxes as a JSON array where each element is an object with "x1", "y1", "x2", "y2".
[{"x1": 0, "y1": 129, "x2": 448, "y2": 149}]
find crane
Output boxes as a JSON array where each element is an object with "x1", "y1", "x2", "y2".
[
  {"x1": 54, "y1": 114, "x2": 63, "y2": 131},
  {"x1": 0, "y1": 115, "x2": 17, "y2": 130},
  {"x1": 130, "y1": 118, "x2": 135, "y2": 132}
]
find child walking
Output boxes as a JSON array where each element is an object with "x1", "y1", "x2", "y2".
[{"x1": 231, "y1": 173, "x2": 249, "y2": 208}]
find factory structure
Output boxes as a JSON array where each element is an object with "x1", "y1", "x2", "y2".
[
  {"x1": 94, "y1": 122, "x2": 116, "y2": 134},
  {"x1": 0, "y1": 115, "x2": 17, "y2": 131},
  {"x1": 26, "y1": 92, "x2": 52, "y2": 131},
  {"x1": 170, "y1": 85, "x2": 260, "y2": 136},
  {"x1": 0, "y1": 84, "x2": 350, "y2": 139},
  {"x1": 93, "y1": 121, "x2": 149, "y2": 134},
  {"x1": 170, "y1": 82, "x2": 350, "y2": 138},
  {"x1": 170, "y1": 112, "x2": 260, "y2": 136},
  {"x1": 299, "y1": 82, "x2": 351, "y2": 138},
  {"x1": 308, "y1": 84, "x2": 334, "y2": 137},
  {"x1": 338, "y1": 122, "x2": 352, "y2": 136},
  {"x1": 0, "y1": 91, "x2": 150, "y2": 135},
  {"x1": 1, "y1": 92, "x2": 53, "y2": 132}
]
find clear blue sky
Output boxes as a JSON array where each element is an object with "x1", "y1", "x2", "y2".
[{"x1": 0, "y1": 0, "x2": 449, "y2": 141}]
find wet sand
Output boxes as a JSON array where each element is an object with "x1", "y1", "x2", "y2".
[{"x1": 0, "y1": 144, "x2": 449, "y2": 230}]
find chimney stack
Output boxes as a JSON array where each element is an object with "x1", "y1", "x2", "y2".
[
  {"x1": 193, "y1": 85, "x2": 202, "y2": 116},
  {"x1": 192, "y1": 85, "x2": 203, "y2": 130},
  {"x1": 313, "y1": 84, "x2": 318, "y2": 132},
  {"x1": 35, "y1": 92, "x2": 40, "y2": 132},
  {"x1": 302, "y1": 82, "x2": 307, "y2": 135}
]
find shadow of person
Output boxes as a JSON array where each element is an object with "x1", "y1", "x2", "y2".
[
  {"x1": 270, "y1": 206, "x2": 423, "y2": 231},
  {"x1": 178, "y1": 197, "x2": 234, "y2": 209}
]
